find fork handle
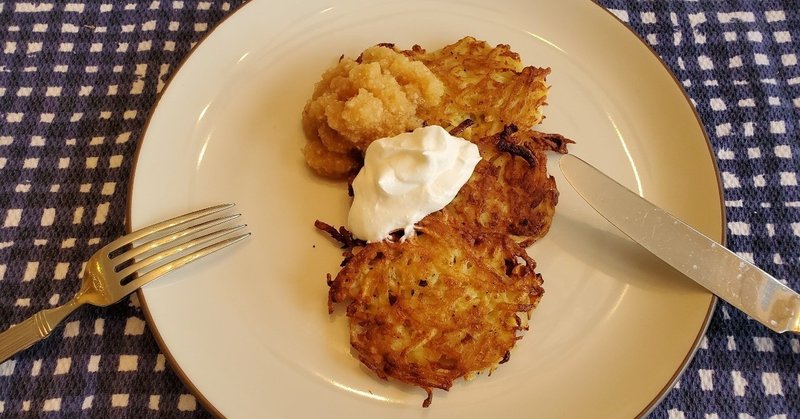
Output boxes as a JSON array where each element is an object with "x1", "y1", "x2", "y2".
[{"x1": 0, "y1": 299, "x2": 82, "y2": 364}]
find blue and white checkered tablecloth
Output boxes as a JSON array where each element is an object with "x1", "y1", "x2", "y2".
[{"x1": 0, "y1": 1, "x2": 797, "y2": 417}]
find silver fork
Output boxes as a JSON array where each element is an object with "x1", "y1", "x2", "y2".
[{"x1": 0, "y1": 203, "x2": 250, "y2": 364}]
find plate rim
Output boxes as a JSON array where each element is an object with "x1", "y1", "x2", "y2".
[
  {"x1": 126, "y1": 3, "x2": 247, "y2": 417},
  {"x1": 587, "y1": 5, "x2": 723, "y2": 419},
  {"x1": 125, "y1": 1, "x2": 725, "y2": 417}
]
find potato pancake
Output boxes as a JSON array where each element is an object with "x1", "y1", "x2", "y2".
[
  {"x1": 302, "y1": 36, "x2": 554, "y2": 178},
  {"x1": 438, "y1": 124, "x2": 573, "y2": 246},
  {"x1": 406, "y1": 36, "x2": 551, "y2": 141},
  {"x1": 307, "y1": 36, "x2": 572, "y2": 407},
  {"x1": 327, "y1": 218, "x2": 544, "y2": 407}
]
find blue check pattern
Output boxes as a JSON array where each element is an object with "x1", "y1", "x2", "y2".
[{"x1": 0, "y1": 1, "x2": 797, "y2": 417}]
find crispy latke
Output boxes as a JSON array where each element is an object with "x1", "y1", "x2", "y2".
[
  {"x1": 302, "y1": 36, "x2": 554, "y2": 179},
  {"x1": 327, "y1": 218, "x2": 544, "y2": 407},
  {"x1": 437, "y1": 124, "x2": 573, "y2": 246},
  {"x1": 406, "y1": 36, "x2": 551, "y2": 141},
  {"x1": 309, "y1": 37, "x2": 572, "y2": 407}
]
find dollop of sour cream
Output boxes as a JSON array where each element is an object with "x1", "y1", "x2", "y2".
[{"x1": 348, "y1": 125, "x2": 481, "y2": 242}]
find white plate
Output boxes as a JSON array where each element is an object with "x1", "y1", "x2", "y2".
[{"x1": 130, "y1": 0, "x2": 722, "y2": 417}]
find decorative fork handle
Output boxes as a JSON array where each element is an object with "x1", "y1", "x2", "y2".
[{"x1": 0, "y1": 299, "x2": 82, "y2": 364}]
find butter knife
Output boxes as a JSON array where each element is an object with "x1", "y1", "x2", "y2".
[{"x1": 559, "y1": 154, "x2": 800, "y2": 334}]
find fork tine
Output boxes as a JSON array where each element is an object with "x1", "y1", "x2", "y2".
[
  {"x1": 106, "y1": 203, "x2": 234, "y2": 251},
  {"x1": 111, "y1": 213, "x2": 241, "y2": 264},
  {"x1": 121, "y1": 232, "x2": 251, "y2": 294},
  {"x1": 115, "y1": 224, "x2": 247, "y2": 280}
]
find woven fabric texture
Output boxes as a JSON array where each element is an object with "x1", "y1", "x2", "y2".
[{"x1": 0, "y1": 1, "x2": 797, "y2": 417}]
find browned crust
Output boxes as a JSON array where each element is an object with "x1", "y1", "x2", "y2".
[
  {"x1": 327, "y1": 219, "x2": 544, "y2": 406},
  {"x1": 439, "y1": 125, "x2": 572, "y2": 247},
  {"x1": 313, "y1": 37, "x2": 574, "y2": 408},
  {"x1": 407, "y1": 36, "x2": 552, "y2": 141}
]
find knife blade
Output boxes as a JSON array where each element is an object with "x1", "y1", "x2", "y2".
[{"x1": 558, "y1": 154, "x2": 800, "y2": 334}]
